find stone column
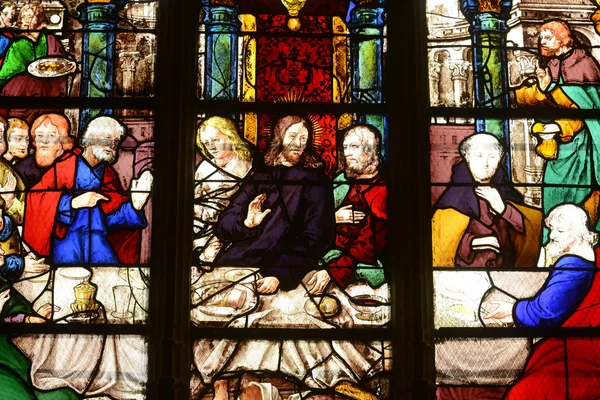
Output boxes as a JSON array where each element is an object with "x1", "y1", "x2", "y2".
[
  {"x1": 429, "y1": 61, "x2": 441, "y2": 106},
  {"x1": 201, "y1": 0, "x2": 239, "y2": 100},
  {"x1": 461, "y1": 0, "x2": 512, "y2": 170},
  {"x1": 78, "y1": 1, "x2": 120, "y2": 126},
  {"x1": 349, "y1": 0, "x2": 387, "y2": 157},
  {"x1": 450, "y1": 62, "x2": 470, "y2": 107},
  {"x1": 119, "y1": 51, "x2": 141, "y2": 97}
]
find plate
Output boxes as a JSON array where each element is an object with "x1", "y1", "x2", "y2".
[
  {"x1": 304, "y1": 295, "x2": 341, "y2": 319},
  {"x1": 28, "y1": 57, "x2": 77, "y2": 78},
  {"x1": 193, "y1": 280, "x2": 257, "y2": 318},
  {"x1": 348, "y1": 294, "x2": 389, "y2": 314},
  {"x1": 448, "y1": 303, "x2": 476, "y2": 322},
  {"x1": 224, "y1": 269, "x2": 257, "y2": 284},
  {"x1": 59, "y1": 267, "x2": 91, "y2": 280}
]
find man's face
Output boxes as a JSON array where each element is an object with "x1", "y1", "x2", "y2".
[
  {"x1": 8, "y1": 128, "x2": 30, "y2": 159},
  {"x1": 0, "y1": 6, "x2": 15, "y2": 27},
  {"x1": 89, "y1": 130, "x2": 121, "y2": 163},
  {"x1": 540, "y1": 29, "x2": 562, "y2": 57},
  {"x1": 464, "y1": 140, "x2": 502, "y2": 183},
  {"x1": 547, "y1": 218, "x2": 579, "y2": 259},
  {"x1": 34, "y1": 122, "x2": 64, "y2": 167},
  {"x1": 343, "y1": 132, "x2": 371, "y2": 176},
  {"x1": 19, "y1": 8, "x2": 39, "y2": 30},
  {"x1": 200, "y1": 126, "x2": 234, "y2": 166},
  {"x1": 280, "y1": 122, "x2": 308, "y2": 166}
]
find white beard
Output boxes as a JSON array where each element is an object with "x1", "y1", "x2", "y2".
[{"x1": 91, "y1": 146, "x2": 116, "y2": 163}]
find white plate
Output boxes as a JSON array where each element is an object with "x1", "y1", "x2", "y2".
[
  {"x1": 223, "y1": 269, "x2": 257, "y2": 284},
  {"x1": 28, "y1": 57, "x2": 77, "y2": 78},
  {"x1": 193, "y1": 280, "x2": 257, "y2": 318},
  {"x1": 59, "y1": 267, "x2": 91, "y2": 280}
]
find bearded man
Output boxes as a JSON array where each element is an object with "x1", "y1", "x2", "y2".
[
  {"x1": 15, "y1": 113, "x2": 73, "y2": 189},
  {"x1": 482, "y1": 204, "x2": 600, "y2": 399},
  {"x1": 23, "y1": 116, "x2": 153, "y2": 265},
  {"x1": 214, "y1": 115, "x2": 334, "y2": 294},
  {"x1": 312, "y1": 125, "x2": 387, "y2": 292},
  {"x1": 513, "y1": 19, "x2": 600, "y2": 233}
]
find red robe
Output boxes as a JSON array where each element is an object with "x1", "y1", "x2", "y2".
[
  {"x1": 329, "y1": 177, "x2": 387, "y2": 287},
  {"x1": 23, "y1": 148, "x2": 142, "y2": 264}
]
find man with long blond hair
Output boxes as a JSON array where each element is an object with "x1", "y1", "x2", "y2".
[
  {"x1": 193, "y1": 116, "x2": 252, "y2": 266},
  {"x1": 214, "y1": 115, "x2": 334, "y2": 294}
]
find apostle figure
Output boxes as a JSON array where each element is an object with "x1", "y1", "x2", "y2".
[
  {"x1": 15, "y1": 113, "x2": 73, "y2": 189},
  {"x1": 0, "y1": 3, "x2": 68, "y2": 108},
  {"x1": 432, "y1": 133, "x2": 541, "y2": 267},
  {"x1": 214, "y1": 115, "x2": 334, "y2": 294},
  {"x1": 0, "y1": 1, "x2": 16, "y2": 64},
  {"x1": 193, "y1": 116, "x2": 252, "y2": 264},
  {"x1": 513, "y1": 19, "x2": 600, "y2": 232},
  {"x1": 0, "y1": 117, "x2": 25, "y2": 224},
  {"x1": 482, "y1": 204, "x2": 600, "y2": 399},
  {"x1": 23, "y1": 116, "x2": 153, "y2": 265},
  {"x1": 3, "y1": 117, "x2": 29, "y2": 164},
  {"x1": 313, "y1": 125, "x2": 387, "y2": 293}
]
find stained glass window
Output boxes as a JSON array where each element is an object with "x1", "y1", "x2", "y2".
[
  {"x1": 192, "y1": 0, "x2": 391, "y2": 398},
  {"x1": 0, "y1": 1, "x2": 156, "y2": 398},
  {"x1": 428, "y1": 0, "x2": 600, "y2": 398}
]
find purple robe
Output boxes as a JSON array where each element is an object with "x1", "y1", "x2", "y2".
[
  {"x1": 14, "y1": 156, "x2": 46, "y2": 189},
  {"x1": 215, "y1": 164, "x2": 335, "y2": 290}
]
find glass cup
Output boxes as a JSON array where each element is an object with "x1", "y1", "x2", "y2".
[{"x1": 112, "y1": 285, "x2": 133, "y2": 320}]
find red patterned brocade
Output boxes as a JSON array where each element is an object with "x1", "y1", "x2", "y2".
[
  {"x1": 257, "y1": 36, "x2": 332, "y2": 103},
  {"x1": 256, "y1": 15, "x2": 333, "y2": 103}
]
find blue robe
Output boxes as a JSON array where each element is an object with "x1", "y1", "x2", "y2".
[
  {"x1": 514, "y1": 255, "x2": 595, "y2": 328},
  {"x1": 53, "y1": 158, "x2": 146, "y2": 265}
]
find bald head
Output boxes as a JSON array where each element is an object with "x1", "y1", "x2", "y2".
[{"x1": 460, "y1": 133, "x2": 504, "y2": 183}]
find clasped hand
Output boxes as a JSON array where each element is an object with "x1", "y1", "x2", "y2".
[
  {"x1": 335, "y1": 205, "x2": 365, "y2": 224},
  {"x1": 475, "y1": 186, "x2": 505, "y2": 215}
]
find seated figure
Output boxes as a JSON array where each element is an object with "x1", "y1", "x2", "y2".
[
  {"x1": 432, "y1": 133, "x2": 542, "y2": 267},
  {"x1": 482, "y1": 204, "x2": 600, "y2": 399}
]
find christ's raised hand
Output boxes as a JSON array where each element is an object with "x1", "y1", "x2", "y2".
[{"x1": 244, "y1": 193, "x2": 271, "y2": 228}]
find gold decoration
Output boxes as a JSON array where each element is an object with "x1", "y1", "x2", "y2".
[
  {"x1": 593, "y1": 6, "x2": 600, "y2": 36},
  {"x1": 87, "y1": 0, "x2": 112, "y2": 3},
  {"x1": 244, "y1": 113, "x2": 258, "y2": 144},
  {"x1": 280, "y1": 0, "x2": 307, "y2": 31},
  {"x1": 275, "y1": 88, "x2": 305, "y2": 103},
  {"x1": 287, "y1": 17, "x2": 302, "y2": 31},
  {"x1": 333, "y1": 16, "x2": 349, "y2": 103},
  {"x1": 71, "y1": 278, "x2": 100, "y2": 314},
  {"x1": 240, "y1": 14, "x2": 256, "y2": 32},
  {"x1": 242, "y1": 35, "x2": 256, "y2": 102},
  {"x1": 211, "y1": 0, "x2": 236, "y2": 6},
  {"x1": 477, "y1": 0, "x2": 501, "y2": 13},
  {"x1": 338, "y1": 113, "x2": 353, "y2": 130},
  {"x1": 334, "y1": 382, "x2": 379, "y2": 400}
]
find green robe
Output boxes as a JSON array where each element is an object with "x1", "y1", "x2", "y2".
[
  {"x1": 543, "y1": 79, "x2": 600, "y2": 231},
  {"x1": 0, "y1": 277, "x2": 78, "y2": 400},
  {"x1": 0, "y1": 34, "x2": 47, "y2": 88}
]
